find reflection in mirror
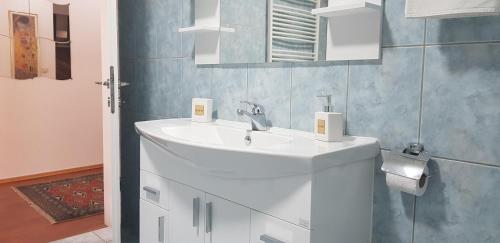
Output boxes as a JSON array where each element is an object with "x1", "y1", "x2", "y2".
[
  {"x1": 267, "y1": 0, "x2": 326, "y2": 63},
  {"x1": 214, "y1": 0, "x2": 327, "y2": 64}
]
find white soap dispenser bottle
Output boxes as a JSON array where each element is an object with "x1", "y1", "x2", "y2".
[{"x1": 314, "y1": 95, "x2": 344, "y2": 142}]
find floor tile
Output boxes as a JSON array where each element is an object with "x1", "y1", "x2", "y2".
[
  {"x1": 93, "y1": 227, "x2": 113, "y2": 242},
  {"x1": 51, "y1": 232, "x2": 104, "y2": 243}
]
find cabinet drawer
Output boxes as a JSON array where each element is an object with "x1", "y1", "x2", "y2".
[
  {"x1": 250, "y1": 211, "x2": 310, "y2": 243},
  {"x1": 140, "y1": 170, "x2": 169, "y2": 210}
]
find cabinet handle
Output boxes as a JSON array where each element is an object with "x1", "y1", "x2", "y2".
[
  {"x1": 205, "y1": 202, "x2": 213, "y2": 233},
  {"x1": 260, "y1": 234, "x2": 285, "y2": 243},
  {"x1": 158, "y1": 216, "x2": 165, "y2": 243},
  {"x1": 193, "y1": 197, "x2": 200, "y2": 227},
  {"x1": 143, "y1": 186, "x2": 160, "y2": 196}
]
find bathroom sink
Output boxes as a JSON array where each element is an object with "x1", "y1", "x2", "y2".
[
  {"x1": 135, "y1": 118, "x2": 379, "y2": 179},
  {"x1": 161, "y1": 125, "x2": 292, "y2": 149}
]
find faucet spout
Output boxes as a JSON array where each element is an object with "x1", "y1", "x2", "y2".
[{"x1": 236, "y1": 102, "x2": 268, "y2": 131}]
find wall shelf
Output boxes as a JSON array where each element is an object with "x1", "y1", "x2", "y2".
[
  {"x1": 311, "y1": 0, "x2": 381, "y2": 17},
  {"x1": 311, "y1": 0, "x2": 382, "y2": 61},
  {"x1": 178, "y1": 26, "x2": 235, "y2": 33}
]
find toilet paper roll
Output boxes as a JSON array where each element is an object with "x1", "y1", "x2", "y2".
[{"x1": 386, "y1": 166, "x2": 429, "y2": 196}]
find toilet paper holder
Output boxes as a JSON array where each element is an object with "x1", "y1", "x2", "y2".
[{"x1": 381, "y1": 143, "x2": 430, "y2": 182}]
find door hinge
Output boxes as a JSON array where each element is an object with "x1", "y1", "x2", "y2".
[{"x1": 119, "y1": 176, "x2": 124, "y2": 193}]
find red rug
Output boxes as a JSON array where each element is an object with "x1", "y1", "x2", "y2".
[{"x1": 13, "y1": 173, "x2": 104, "y2": 224}]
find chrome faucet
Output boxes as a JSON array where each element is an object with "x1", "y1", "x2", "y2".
[{"x1": 237, "y1": 101, "x2": 268, "y2": 131}]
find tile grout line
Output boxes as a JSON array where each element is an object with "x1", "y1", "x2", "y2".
[
  {"x1": 289, "y1": 63, "x2": 293, "y2": 129},
  {"x1": 383, "y1": 39, "x2": 500, "y2": 49},
  {"x1": 345, "y1": 61, "x2": 350, "y2": 134},
  {"x1": 417, "y1": 20, "x2": 428, "y2": 144},
  {"x1": 246, "y1": 63, "x2": 249, "y2": 101},
  {"x1": 92, "y1": 231, "x2": 107, "y2": 243},
  {"x1": 413, "y1": 18, "x2": 427, "y2": 242},
  {"x1": 379, "y1": 149, "x2": 500, "y2": 170}
]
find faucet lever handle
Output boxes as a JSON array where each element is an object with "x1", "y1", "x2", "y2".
[{"x1": 240, "y1": 101, "x2": 264, "y2": 114}]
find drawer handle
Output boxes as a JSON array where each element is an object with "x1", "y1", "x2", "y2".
[
  {"x1": 205, "y1": 202, "x2": 213, "y2": 233},
  {"x1": 260, "y1": 234, "x2": 285, "y2": 243},
  {"x1": 193, "y1": 197, "x2": 200, "y2": 228},
  {"x1": 158, "y1": 216, "x2": 165, "y2": 243},
  {"x1": 143, "y1": 186, "x2": 160, "y2": 196}
]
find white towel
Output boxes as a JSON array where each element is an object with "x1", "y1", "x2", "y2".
[{"x1": 405, "y1": 0, "x2": 500, "y2": 18}]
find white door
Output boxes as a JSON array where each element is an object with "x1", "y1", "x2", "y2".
[
  {"x1": 140, "y1": 199, "x2": 169, "y2": 243},
  {"x1": 169, "y1": 182, "x2": 205, "y2": 243},
  {"x1": 99, "y1": 0, "x2": 120, "y2": 241},
  {"x1": 205, "y1": 195, "x2": 251, "y2": 243}
]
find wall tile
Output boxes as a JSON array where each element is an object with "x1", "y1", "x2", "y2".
[
  {"x1": 212, "y1": 64, "x2": 248, "y2": 121},
  {"x1": 181, "y1": 0, "x2": 195, "y2": 58},
  {"x1": 134, "y1": 59, "x2": 159, "y2": 114},
  {"x1": 348, "y1": 47, "x2": 422, "y2": 150},
  {"x1": 420, "y1": 43, "x2": 500, "y2": 166},
  {"x1": 426, "y1": 16, "x2": 500, "y2": 44},
  {"x1": 414, "y1": 158, "x2": 500, "y2": 243},
  {"x1": 372, "y1": 151, "x2": 415, "y2": 243},
  {"x1": 220, "y1": 25, "x2": 267, "y2": 64},
  {"x1": 156, "y1": 0, "x2": 182, "y2": 58},
  {"x1": 382, "y1": 0, "x2": 425, "y2": 47},
  {"x1": 135, "y1": 59, "x2": 182, "y2": 117},
  {"x1": 119, "y1": 58, "x2": 137, "y2": 113},
  {"x1": 120, "y1": 112, "x2": 165, "y2": 242},
  {"x1": 290, "y1": 62, "x2": 348, "y2": 132},
  {"x1": 118, "y1": 0, "x2": 136, "y2": 58},
  {"x1": 180, "y1": 58, "x2": 213, "y2": 118},
  {"x1": 220, "y1": 0, "x2": 266, "y2": 27},
  {"x1": 247, "y1": 63, "x2": 292, "y2": 129},
  {"x1": 158, "y1": 59, "x2": 183, "y2": 117},
  {"x1": 134, "y1": 0, "x2": 157, "y2": 58}
]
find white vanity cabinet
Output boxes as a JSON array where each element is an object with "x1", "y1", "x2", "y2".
[
  {"x1": 140, "y1": 170, "x2": 253, "y2": 243},
  {"x1": 137, "y1": 119, "x2": 380, "y2": 243}
]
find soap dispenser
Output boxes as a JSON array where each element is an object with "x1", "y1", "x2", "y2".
[{"x1": 314, "y1": 95, "x2": 344, "y2": 142}]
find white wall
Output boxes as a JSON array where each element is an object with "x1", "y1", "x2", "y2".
[{"x1": 0, "y1": 0, "x2": 103, "y2": 179}]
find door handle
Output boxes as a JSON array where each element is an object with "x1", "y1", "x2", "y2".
[
  {"x1": 205, "y1": 202, "x2": 212, "y2": 233},
  {"x1": 119, "y1": 81, "x2": 130, "y2": 87},
  {"x1": 260, "y1": 234, "x2": 285, "y2": 243},
  {"x1": 95, "y1": 80, "x2": 110, "y2": 87},
  {"x1": 158, "y1": 216, "x2": 165, "y2": 243},
  {"x1": 193, "y1": 197, "x2": 200, "y2": 228}
]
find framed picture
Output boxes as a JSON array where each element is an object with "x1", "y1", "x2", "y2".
[{"x1": 9, "y1": 11, "x2": 38, "y2": 79}]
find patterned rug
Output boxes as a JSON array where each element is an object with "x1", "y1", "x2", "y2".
[{"x1": 13, "y1": 173, "x2": 104, "y2": 224}]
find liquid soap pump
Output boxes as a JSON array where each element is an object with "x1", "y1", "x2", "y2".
[{"x1": 314, "y1": 95, "x2": 344, "y2": 142}]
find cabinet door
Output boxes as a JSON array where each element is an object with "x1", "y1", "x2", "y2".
[
  {"x1": 205, "y1": 194, "x2": 251, "y2": 243},
  {"x1": 169, "y1": 182, "x2": 205, "y2": 243},
  {"x1": 140, "y1": 199, "x2": 169, "y2": 243}
]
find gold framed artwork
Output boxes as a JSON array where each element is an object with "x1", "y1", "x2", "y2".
[{"x1": 9, "y1": 11, "x2": 38, "y2": 80}]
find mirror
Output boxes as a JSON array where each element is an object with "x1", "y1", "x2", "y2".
[
  {"x1": 213, "y1": 0, "x2": 327, "y2": 64},
  {"x1": 0, "y1": 0, "x2": 72, "y2": 80},
  {"x1": 190, "y1": 0, "x2": 381, "y2": 64}
]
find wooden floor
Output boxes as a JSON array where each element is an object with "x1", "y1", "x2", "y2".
[{"x1": 0, "y1": 168, "x2": 106, "y2": 243}]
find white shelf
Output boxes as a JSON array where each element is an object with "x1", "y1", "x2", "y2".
[
  {"x1": 178, "y1": 26, "x2": 235, "y2": 33},
  {"x1": 311, "y1": 0, "x2": 381, "y2": 17}
]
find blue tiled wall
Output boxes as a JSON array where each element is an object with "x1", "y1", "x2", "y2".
[{"x1": 118, "y1": 0, "x2": 500, "y2": 242}]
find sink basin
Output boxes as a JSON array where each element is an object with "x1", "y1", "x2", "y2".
[
  {"x1": 161, "y1": 125, "x2": 292, "y2": 149},
  {"x1": 135, "y1": 118, "x2": 379, "y2": 179}
]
